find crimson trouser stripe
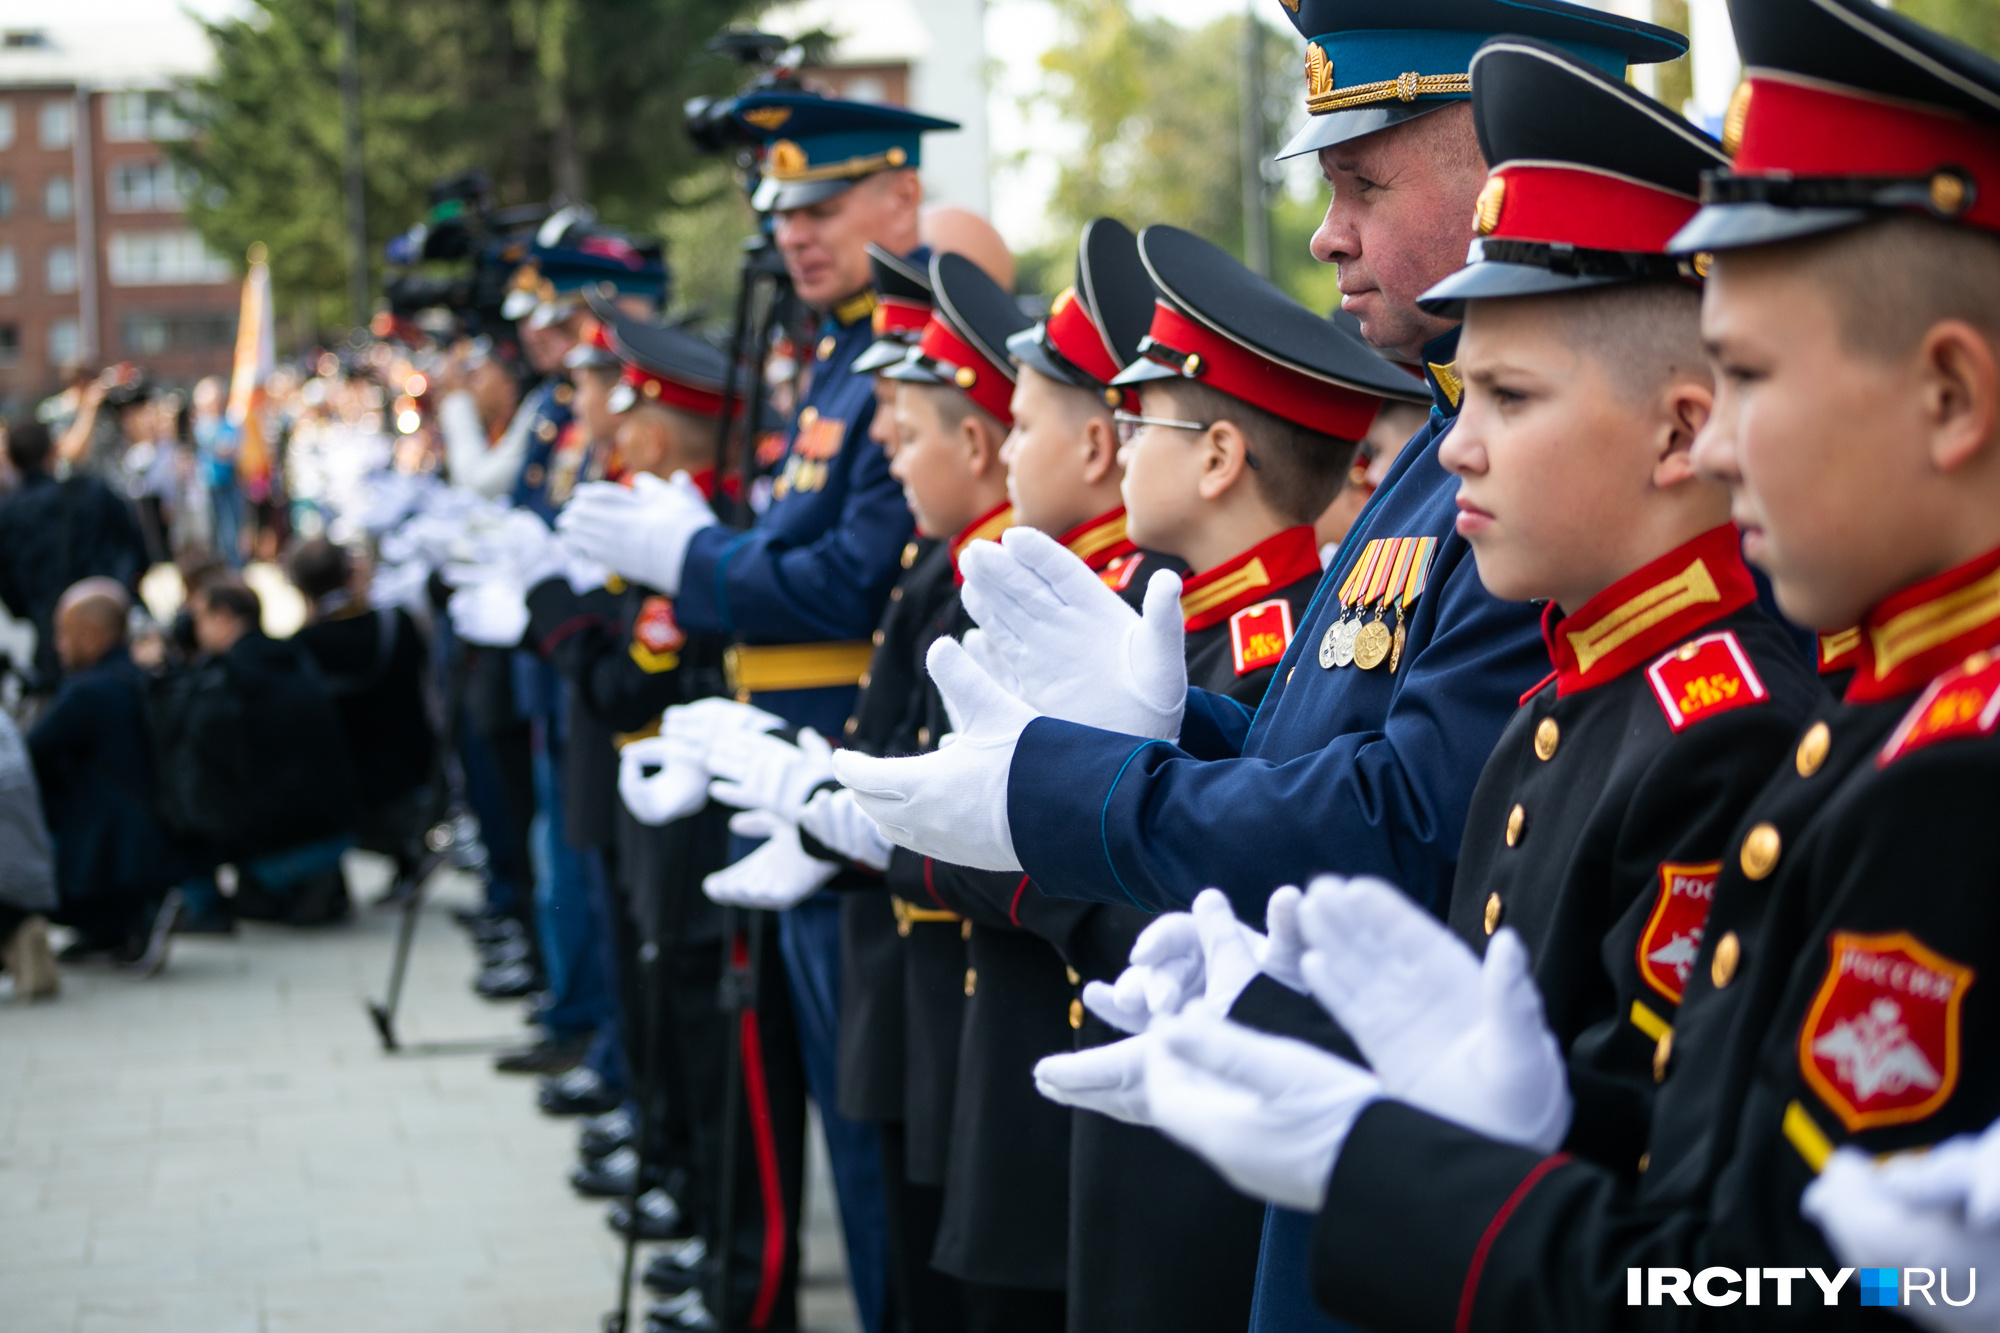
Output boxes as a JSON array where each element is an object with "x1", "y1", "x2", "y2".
[
  {"x1": 1455, "y1": 1153, "x2": 1570, "y2": 1333},
  {"x1": 738, "y1": 1003, "x2": 788, "y2": 1330}
]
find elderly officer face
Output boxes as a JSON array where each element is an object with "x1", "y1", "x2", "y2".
[
  {"x1": 1310, "y1": 104, "x2": 1489, "y2": 361},
  {"x1": 776, "y1": 169, "x2": 925, "y2": 310}
]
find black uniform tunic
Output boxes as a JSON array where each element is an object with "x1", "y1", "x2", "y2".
[{"x1": 1311, "y1": 543, "x2": 2000, "y2": 1332}]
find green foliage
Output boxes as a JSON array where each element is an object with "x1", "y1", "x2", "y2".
[
  {"x1": 1893, "y1": 0, "x2": 2000, "y2": 58},
  {"x1": 1648, "y1": 0, "x2": 1693, "y2": 122},
  {"x1": 172, "y1": 0, "x2": 759, "y2": 340}
]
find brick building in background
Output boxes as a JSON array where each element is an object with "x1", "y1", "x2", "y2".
[{"x1": 0, "y1": 9, "x2": 235, "y2": 421}]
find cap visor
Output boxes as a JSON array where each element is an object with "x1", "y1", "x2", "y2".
[
  {"x1": 1108, "y1": 358, "x2": 1179, "y2": 388},
  {"x1": 853, "y1": 339, "x2": 914, "y2": 374},
  {"x1": 755, "y1": 176, "x2": 860, "y2": 214},
  {"x1": 1416, "y1": 261, "x2": 1627, "y2": 317},
  {"x1": 881, "y1": 355, "x2": 946, "y2": 385},
  {"x1": 1276, "y1": 101, "x2": 1454, "y2": 161},
  {"x1": 1667, "y1": 203, "x2": 1875, "y2": 255},
  {"x1": 607, "y1": 383, "x2": 636, "y2": 414},
  {"x1": 1006, "y1": 329, "x2": 1092, "y2": 388}
]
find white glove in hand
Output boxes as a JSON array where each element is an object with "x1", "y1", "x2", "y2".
[
  {"x1": 960, "y1": 628, "x2": 1027, "y2": 702},
  {"x1": 556, "y1": 471, "x2": 719, "y2": 596},
  {"x1": 1298, "y1": 875, "x2": 1572, "y2": 1153},
  {"x1": 701, "y1": 810, "x2": 838, "y2": 910},
  {"x1": 1034, "y1": 1034, "x2": 1156, "y2": 1126},
  {"x1": 1805, "y1": 1147, "x2": 1999, "y2": 1333},
  {"x1": 1111, "y1": 886, "x2": 1311, "y2": 1025},
  {"x1": 959, "y1": 527, "x2": 1186, "y2": 739},
  {"x1": 662, "y1": 697, "x2": 784, "y2": 751},
  {"x1": 798, "y1": 788, "x2": 893, "y2": 872},
  {"x1": 831, "y1": 637, "x2": 1029, "y2": 872},
  {"x1": 618, "y1": 735, "x2": 711, "y2": 826},
  {"x1": 1872, "y1": 1117, "x2": 2000, "y2": 1226},
  {"x1": 707, "y1": 726, "x2": 837, "y2": 820},
  {"x1": 448, "y1": 580, "x2": 531, "y2": 647},
  {"x1": 1144, "y1": 1013, "x2": 1381, "y2": 1212}
]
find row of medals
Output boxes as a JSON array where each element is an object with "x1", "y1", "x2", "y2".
[{"x1": 1319, "y1": 603, "x2": 1403, "y2": 671}]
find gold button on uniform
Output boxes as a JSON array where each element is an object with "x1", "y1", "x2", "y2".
[
  {"x1": 1069, "y1": 998, "x2": 1084, "y2": 1030},
  {"x1": 872, "y1": 629, "x2": 885, "y2": 646},
  {"x1": 901, "y1": 542, "x2": 919, "y2": 569},
  {"x1": 1066, "y1": 967, "x2": 1081, "y2": 985},
  {"x1": 1653, "y1": 1029, "x2": 1673, "y2": 1083},
  {"x1": 964, "y1": 968, "x2": 977, "y2": 997},
  {"x1": 961, "y1": 919, "x2": 972, "y2": 940},
  {"x1": 1637, "y1": 1152, "x2": 1650, "y2": 1174},
  {"x1": 1740, "y1": 823, "x2": 1781, "y2": 880},
  {"x1": 1711, "y1": 931, "x2": 1741, "y2": 988},
  {"x1": 844, "y1": 717, "x2": 858, "y2": 738},
  {"x1": 1483, "y1": 893, "x2": 1503, "y2": 935},
  {"x1": 858, "y1": 671, "x2": 871, "y2": 689},
  {"x1": 890, "y1": 587, "x2": 904, "y2": 602},
  {"x1": 1505, "y1": 804, "x2": 1525, "y2": 847},
  {"x1": 1795, "y1": 721, "x2": 1830, "y2": 777},
  {"x1": 1533, "y1": 717, "x2": 1559, "y2": 761},
  {"x1": 817, "y1": 335, "x2": 836, "y2": 361}
]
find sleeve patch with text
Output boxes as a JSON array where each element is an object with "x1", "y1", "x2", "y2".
[
  {"x1": 1645, "y1": 630, "x2": 1768, "y2": 732},
  {"x1": 1229, "y1": 599, "x2": 1295, "y2": 676}
]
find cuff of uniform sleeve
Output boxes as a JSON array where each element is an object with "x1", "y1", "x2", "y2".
[
  {"x1": 1178, "y1": 687, "x2": 1254, "y2": 760},
  {"x1": 1311, "y1": 1101, "x2": 1557, "y2": 1333},
  {"x1": 1008, "y1": 716, "x2": 1173, "y2": 909},
  {"x1": 524, "y1": 578, "x2": 590, "y2": 652},
  {"x1": 669, "y1": 524, "x2": 737, "y2": 634}
]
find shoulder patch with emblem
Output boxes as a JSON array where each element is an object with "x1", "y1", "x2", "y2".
[
  {"x1": 1229, "y1": 599, "x2": 1295, "y2": 677},
  {"x1": 1101, "y1": 551, "x2": 1144, "y2": 593},
  {"x1": 1877, "y1": 650, "x2": 2000, "y2": 768},
  {"x1": 1645, "y1": 630, "x2": 1769, "y2": 732},
  {"x1": 1635, "y1": 861, "x2": 1720, "y2": 1005},
  {"x1": 629, "y1": 596, "x2": 685, "y2": 674},
  {"x1": 1799, "y1": 931, "x2": 1973, "y2": 1132}
]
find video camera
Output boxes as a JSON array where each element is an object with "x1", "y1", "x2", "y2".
[
  {"x1": 381, "y1": 171, "x2": 552, "y2": 340},
  {"x1": 682, "y1": 31, "x2": 807, "y2": 158}
]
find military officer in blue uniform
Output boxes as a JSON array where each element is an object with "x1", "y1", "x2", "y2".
[
  {"x1": 831, "y1": 3, "x2": 1684, "y2": 1327},
  {"x1": 559, "y1": 89, "x2": 959, "y2": 1333}
]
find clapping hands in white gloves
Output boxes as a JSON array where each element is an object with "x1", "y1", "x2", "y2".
[
  {"x1": 798, "y1": 787, "x2": 893, "y2": 872},
  {"x1": 617, "y1": 735, "x2": 713, "y2": 826},
  {"x1": 832, "y1": 637, "x2": 1030, "y2": 872},
  {"x1": 958, "y1": 527, "x2": 1186, "y2": 739},
  {"x1": 557, "y1": 471, "x2": 719, "y2": 596},
  {"x1": 1144, "y1": 1013, "x2": 1382, "y2": 1212},
  {"x1": 707, "y1": 726, "x2": 836, "y2": 820},
  {"x1": 701, "y1": 810, "x2": 839, "y2": 910},
  {"x1": 1296, "y1": 875, "x2": 1571, "y2": 1153},
  {"x1": 1803, "y1": 1119, "x2": 2000, "y2": 1332},
  {"x1": 443, "y1": 511, "x2": 569, "y2": 646},
  {"x1": 448, "y1": 579, "x2": 532, "y2": 647}
]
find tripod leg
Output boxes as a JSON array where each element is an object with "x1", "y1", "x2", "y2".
[
  {"x1": 367, "y1": 846, "x2": 444, "y2": 1052},
  {"x1": 711, "y1": 907, "x2": 761, "y2": 1333}
]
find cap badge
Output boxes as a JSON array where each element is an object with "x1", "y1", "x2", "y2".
[
  {"x1": 768, "y1": 140, "x2": 808, "y2": 177},
  {"x1": 1305, "y1": 43, "x2": 1333, "y2": 101},
  {"x1": 1930, "y1": 171, "x2": 1971, "y2": 216},
  {"x1": 1474, "y1": 176, "x2": 1506, "y2": 236},
  {"x1": 744, "y1": 107, "x2": 791, "y2": 132},
  {"x1": 1722, "y1": 82, "x2": 1752, "y2": 157}
]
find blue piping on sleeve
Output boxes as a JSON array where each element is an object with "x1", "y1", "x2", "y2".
[{"x1": 1100, "y1": 738, "x2": 1171, "y2": 910}]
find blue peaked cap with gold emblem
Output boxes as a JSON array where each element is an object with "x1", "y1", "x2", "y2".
[
  {"x1": 731, "y1": 91, "x2": 959, "y2": 213},
  {"x1": 1275, "y1": 0, "x2": 1687, "y2": 160}
]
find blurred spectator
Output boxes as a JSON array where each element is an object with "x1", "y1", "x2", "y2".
[
  {"x1": 434, "y1": 339, "x2": 528, "y2": 498},
  {"x1": 192, "y1": 377, "x2": 244, "y2": 567},
  {"x1": 0, "y1": 705, "x2": 59, "y2": 999},
  {"x1": 1314, "y1": 400, "x2": 1431, "y2": 562},
  {"x1": 152, "y1": 582, "x2": 361, "y2": 926},
  {"x1": 28, "y1": 578, "x2": 182, "y2": 973},
  {"x1": 119, "y1": 387, "x2": 180, "y2": 565},
  {"x1": 0, "y1": 420, "x2": 149, "y2": 693},
  {"x1": 287, "y1": 539, "x2": 436, "y2": 891}
]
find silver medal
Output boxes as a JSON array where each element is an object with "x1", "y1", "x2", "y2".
[{"x1": 1321, "y1": 615, "x2": 1358, "y2": 669}]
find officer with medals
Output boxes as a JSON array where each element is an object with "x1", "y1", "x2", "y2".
[
  {"x1": 832, "y1": 2, "x2": 1685, "y2": 1325},
  {"x1": 1088, "y1": 3, "x2": 2000, "y2": 1327},
  {"x1": 559, "y1": 89, "x2": 959, "y2": 1333}
]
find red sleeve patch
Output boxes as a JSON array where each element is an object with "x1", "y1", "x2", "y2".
[
  {"x1": 628, "y1": 596, "x2": 685, "y2": 674},
  {"x1": 1635, "y1": 861, "x2": 1720, "y2": 1005},
  {"x1": 1229, "y1": 598, "x2": 1294, "y2": 676},
  {"x1": 1877, "y1": 650, "x2": 2000, "y2": 767},
  {"x1": 1100, "y1": 552, "x2": 1144, "y2": 592},
  {"x1": 1799, "y1": 931, "x2": 1973, "y2": 1131},
  {"x1": 1644, "y1": 630, "x2": 1769, "y2": 732}
]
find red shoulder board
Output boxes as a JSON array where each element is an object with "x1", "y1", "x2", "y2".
[
  {"x1": 1229, "y1": 598, "x2": 1295, "y2": 676},
  {"x1": 1799, "y1": 931, "x2": 1974, "y2": 1131},
  {"x1": 629, "y1": 596, "x2": 685, "y2": 674},
  {"x1": 1877, "y1": 650, "x2": 2000, "y2": 768},
  {"x1": 1644, "y1": 630, "x2": 1769, "y2": 733},
  {"x1": 1635, "y1": 861, "x2": 1720, "y2": 1005},
  {"x1": 1101, "y1": 551, "x2": 1145, "y2": 593}
]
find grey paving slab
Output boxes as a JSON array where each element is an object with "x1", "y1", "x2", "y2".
[{"x1": 0, "y1": 855, "x2": 862, "y2": 1333}]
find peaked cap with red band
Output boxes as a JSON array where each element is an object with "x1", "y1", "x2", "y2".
[
  {"x1": 1111, "y1": 224, "x2": 1429, "y2": 440},
  {"x1": 587, "y1": 289, "x2": 736, "y2": 418},
  {"x1": 882, "y1": 251, "x2": 1033, "y2": 427},
  {"x1": 1007, "y1": 217, "x2": 1155, "y2": 408},
  {"x1": 1671, "y1": 0, "x2": 2000, "y2": 254},
  {"x1": 855, "y1": 244, "x2": 935, "y2": 374},
  {"x1": 1420, "y1": 38, "x2": 1723, "y2": 316}
]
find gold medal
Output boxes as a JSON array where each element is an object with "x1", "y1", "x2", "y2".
[
  {"x1": 1353, "y1": 616, "x2": 1392, "y2": 670},
  {"x1": 1388, "y1": 605, "x2": 1407, "y2": 673}
]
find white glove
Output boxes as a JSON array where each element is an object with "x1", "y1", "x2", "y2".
[
  {"x1": 701, "y1": 810, "x2": 838, "y2": 910},
  {"x1": 1034, "y1": 1034, "x2": 1156, "y2": 1126},
  {"x1": 798, "y1": 787, "x2": 893, "y2": 872},
  {"x1": 1805, "y1": 1147, "x2": 1999, "y2": 1332},
  {"x1": 617, "y1": 735, "x2": 712, "y2": 826},
  {"x1": 1297, "y1": 875, "x2": 1572, "y2": 1153},
  {"x1": 706, "y1": 726, "x2": 837, "y2": 821},
  {"x1": 1099, "y1": 886, "x2": 1310, "y2": 1029},
  {"x1": 447, "y1": 580, "x2": 530, "y2": 647},
  {"x1": 1872, "y1": 1118, "x2": 2000, "y2": 1226},
  {"x1": 556, "y1": 471, "x2": 719, "y2": 596},
  {"x1": 831, "y1": 637, "x2": 1029, "y2": 872},
  {"x1": 960, "y1": 628, "x2": 1027, "y2": 702},
  {"x1": 1144, "y1": 1013, "x2": 1381, "y2": 1212},
  {"x1": 662, "y1": 697, "x2": 784, "y2": 751},
  {"x1": 959, "y1": 526, "x2": 1186, "y2": 739}
]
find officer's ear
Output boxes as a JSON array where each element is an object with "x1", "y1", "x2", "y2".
[
  {"x1": 1921, "y1": 320, "x2": 2000, "y2": 476},
  {"x1": 1652, "y1": 374, "x2": 1714, "y2": 491}
]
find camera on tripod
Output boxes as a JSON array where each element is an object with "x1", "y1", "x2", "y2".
[
  {"x1": 682, "y1": 31, "x2": 808, "y2": 160},
  {"x1": 380, "y1": 171, "x2": 553, "y2": 340}
]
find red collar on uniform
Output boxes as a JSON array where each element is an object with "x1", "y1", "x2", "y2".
[
  {"x1": 684, "y1": 467, "x2": 741, "y2": 503},
  {"x1": 1847, "y1": 543, "x2": 2000, "y2": 704},
  {"x1": 1817, "y1": 626, "x2": 1861, "y2": 676},
  {"x1": 950, "y1": 501, "x2": 1016, "y2": 583},
  {"x1": 1055, "y1": 506, "x2": 1137, "y2": 573},
  {"x1": 1179, "y1": 525, "x2": 1320, "y2": 632},
  {"x1": 1546, "y1": 524, "x2": 1755, "y2": 696}
]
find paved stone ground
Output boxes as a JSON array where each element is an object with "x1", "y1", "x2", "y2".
[{"x1": 0, "y1": 856, "x2": 860, "y2": 1333}]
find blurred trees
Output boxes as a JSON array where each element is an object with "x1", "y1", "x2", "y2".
[
  {"x1": 173, "y1": 0, "x2": 757, "y2": 338},
  {"x1": 1894, "y1": 0, "x2": 2000, "y2": 57}
]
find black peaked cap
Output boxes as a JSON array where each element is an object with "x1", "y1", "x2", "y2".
[
  {"x1": 1007, "y1": 217, "x2": 1154, "y2": 389},
  {"x1": 1732, "y1": 0, "x2": 2000, "y2": 125}
]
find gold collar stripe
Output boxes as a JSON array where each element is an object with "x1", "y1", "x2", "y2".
[
  {"x1": 1310, "y1": 72, "x2": 1472, "y2": 116},
  {"x1": 1066, "y1": 514, "x2": 1129, "y2": 562},
  {"x1": 1182, "y1": 557, "x2": 1272, "y2": 621},
  {"x1": 1821, "y1": 626, "x2": 1861, "y2": 664},
  {"x1": 1428, "y1": 361, "x2": 1463, "y2": 408},
  {"x1": 1868, "y1": 564, "x2": 2000, "y2": 679},
  {"x1": 834, "y1": 290, "x2": 880, "y2": 326},
  {"x1": 961, "y1": 509, "x2": 1015, "y2": 548},
  {"x1": 1566, "y1": 557, "x2": 1722, "y2": 675}
]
